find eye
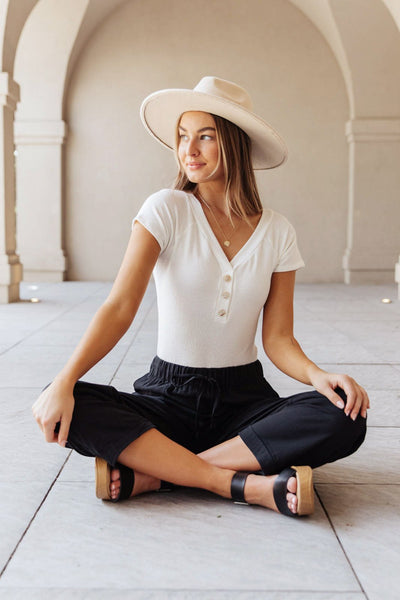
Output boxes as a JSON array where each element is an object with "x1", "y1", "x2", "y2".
[
  {"x1": 201, "y1": 134, "x2": 213, "y2": 140},
  {"x1": 179, "y1": 133, "x2": 188, "y2": 141}
]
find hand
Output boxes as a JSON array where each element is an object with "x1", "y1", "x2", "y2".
[
  {"x1": 32, "y1": 378, "x2": 75, "y2": 446},
  {"x1": 309, "y1": 368, "x2": 370, "y2": 420}
]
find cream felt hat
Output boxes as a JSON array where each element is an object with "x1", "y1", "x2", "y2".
[{"x1": 140, "y1": 76, "x2": 287, "y2": 170}]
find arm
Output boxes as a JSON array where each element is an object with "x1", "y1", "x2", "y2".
[
  {"x1": 262, "y1": 270, "x2": 369, "y2": 420},
  {"x1": 32, "y1": 222, "x2": 160, "y2": 445}
]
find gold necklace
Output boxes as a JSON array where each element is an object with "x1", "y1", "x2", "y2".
[{"x1": 197, "y1": 192, "x2": 236, "y2": 248}]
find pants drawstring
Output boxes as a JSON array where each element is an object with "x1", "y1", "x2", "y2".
[{"x1": 171, "y1": 373, "x2": 222, "y2": 438}]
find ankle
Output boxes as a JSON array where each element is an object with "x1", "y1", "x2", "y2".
[
  {"x1": 133, "y1": 473, "x2": 161, "y2": 496},
  {"x1": 243, "y1": 473, "x2": 273, "y2": 505},
  {"x1": 207, "y1": 466, "x2": 236, "y2": 498}
]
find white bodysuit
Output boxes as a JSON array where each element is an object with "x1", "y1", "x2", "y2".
[{"x1": 134, "y1": 188, "x2": 304, "y2": 368}]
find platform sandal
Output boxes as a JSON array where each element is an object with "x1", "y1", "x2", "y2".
[
  {"x1": 230, "y1": 465, "x2": 314, "y2": 517},
  {"x1": 95, "y1": 457, "x2": 174, "y2": 502}
]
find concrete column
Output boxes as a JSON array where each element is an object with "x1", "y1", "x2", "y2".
[
  {"x1": 395, "y1": 256, "x2": 400, "y2": 300},
  {"x1": 15, "y1": 119, "x2": 67, "y2": 281},
  {"x1": 343, "y1": 118, "x2": 400, "y2": 284},
  {"x1": 0, "y1": 72, "x2": 22, "y2": 303}
]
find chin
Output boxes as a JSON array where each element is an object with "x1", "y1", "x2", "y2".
[{"x1": 186, "y1": 174, "x2": 204, "y2": 184}]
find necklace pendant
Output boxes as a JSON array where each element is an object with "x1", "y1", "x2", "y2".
[{"x1": 224, "y1": 240, "x2": 231, "y2": 247}]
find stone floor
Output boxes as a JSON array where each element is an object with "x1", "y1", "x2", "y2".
[{"x1": 0, "y1": 280, "x2": 399, "y2": 600}]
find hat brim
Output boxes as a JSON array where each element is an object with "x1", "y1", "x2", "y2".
[{"x1": 140, "y1": 89, "x2": 288, "y2": 170}]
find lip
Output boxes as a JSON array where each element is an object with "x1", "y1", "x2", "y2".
[{"x1": 186, "y1": 162, "x2": 205, "y2": 169}]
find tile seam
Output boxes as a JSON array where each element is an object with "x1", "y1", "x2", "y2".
[
  {"x1": 314, "y1": 488, "x2": 369, "y2": 600},
  {"x1": 0, "y1": 451, "x2": 72, "y2": 580},
  {"x1": 0, "y1": 283, "x2": 107, "y2": 358},
  {"x1": 108, "y1": 295, "x2": 157, "y2": 385}
]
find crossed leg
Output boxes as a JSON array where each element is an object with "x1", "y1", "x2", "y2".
[{"x1": 109, "y1": 428, "x2": 299, "y2": 514}]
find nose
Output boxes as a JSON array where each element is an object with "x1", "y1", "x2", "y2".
[{"x1": 186, "y1": 137, "x2": 200, "y2": 156}]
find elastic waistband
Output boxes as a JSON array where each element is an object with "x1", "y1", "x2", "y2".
[{"x1": 149, "y1": 355, "x2": 264, "y2": 389}]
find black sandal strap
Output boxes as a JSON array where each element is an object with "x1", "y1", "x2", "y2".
[
  {"x1": 231, "y1": 471, "x2": 250, "y2": 505},
  {"x1": 273, "y1": 467, "x2": 296, "y2": 517},
  {"x1": 114, "y1": 463, "x2": 135, "y2": 501},
  {"x1": 157, "y1": 480, "x2": 175, "y2": 492}
]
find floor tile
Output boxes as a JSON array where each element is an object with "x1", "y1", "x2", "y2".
[
  {"x1": 0, "y1": 482, "x2": 50, "y2": 573},
  {"x1": 0, "y1": 282, "x2": 398, "y2": 596},
  {"x1": 122, "y1": 331, "x2": 159, "y2": 363},
  {"x1": 366, "y1": 390, "x2": 400, "y2": 426},
  {"x1": 314, "y1": 427, "x2": 400, "y2": 484},
  {"x1": 317, "y1": 484, "x2": 400, "y2": 600},
  {"x1": 111, "y1": 362, "x2": 154, "y2": 390},
  {"x1": 310, "y1": 364, "x2": 400, "y2": 390},
  {"x1": 0, "y1": 483, "x2": 360, "y2": 593},
  {"x1": 56, "y1": 452, "x2": 94, "y2": 483},
  {"x1": 0, "y1": 387, "x2": 70, "y2": 482},
  {"x1": 0, "y1": 590, "x2": 368, "y2": 599}
]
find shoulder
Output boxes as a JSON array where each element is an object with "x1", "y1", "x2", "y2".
[
  {"x1": 142, "y1": 188, "x2": 191, "y2": 214},
  {"x1": 262, "y1": 209, "x2": 304, "y2": 270},
  {"x1": 267, "y1": 209, "x2": 296, "y2": 232},
  {"x1": 262, "y1": 208, "x2": 298, "y2": 241},
  {"x1": 134, "y1": 189, "x2": 194, "y2": 248}
]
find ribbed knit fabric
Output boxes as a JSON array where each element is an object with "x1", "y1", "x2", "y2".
[{"x1": 134, "y1": 189, "x2": 304, "y2": 368}]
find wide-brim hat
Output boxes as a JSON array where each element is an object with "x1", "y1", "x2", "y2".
[{"x1": 140, "y1": 76, "x2": 287, "y2": 170}]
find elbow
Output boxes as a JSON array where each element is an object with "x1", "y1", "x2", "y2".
[{"x1": 262, "y1": 333, "x2": 298, "y2": 359}]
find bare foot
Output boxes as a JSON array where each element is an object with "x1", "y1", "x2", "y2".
[
  {"x1": 110, "y1": 468, "x2": 161, "y2": 501},
  {"x1": 243, "y1": 473, "x2": 298, "y2": 514}
]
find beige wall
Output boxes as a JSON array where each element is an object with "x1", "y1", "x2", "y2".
[{"x1": 65, "y1": 0, "x2": 348, "y2": 282}]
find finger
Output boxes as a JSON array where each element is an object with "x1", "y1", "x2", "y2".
[
  {"x1": 349, "y1": 385, "x2": 369, "y2": 419},
  {"x1": 361, "y1": 389, "x2": 370, "y2": 418},
  {"x1": 350, "y1": 393, "x2": 363, "y2": 421},
  {"x1": 57, "y1": 415, "x2": 71, "y2": 448},
  {"x1": 340, "y1": 379, "x2": 357, "y2": 416},
  {"x1": 32, "y1": 408, "x2": 41, "y2": 429},
  {"x1": 43, "y1": 419, "x2": 58, "y2": 443},
  {"x1": 320, "y1": 385, "x2": 346, "y2": 409}
]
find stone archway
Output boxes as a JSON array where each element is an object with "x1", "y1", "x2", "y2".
[
  {"x1": 291, "y1": 0, "x2": 400, "y2": 283},
  {"x1": 0, "y1": 0, "x2": 37, "y2": 302},
  {"x1": 9, "y1": 0, "x2": 400, "y2": 288},
  {"x1": 13, "y1": 0, "x2": 127, "y2": 282}
]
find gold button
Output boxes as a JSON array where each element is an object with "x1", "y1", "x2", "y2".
[
  {"x1": 222, "y1": 291, "x2": 230, "y2": 299},
  {"x1": 223, "y1": 274, "x2": 231, "y2": 282},
  {"x1": 218, "y1": 309, "x2": 226, "y2": 317}
]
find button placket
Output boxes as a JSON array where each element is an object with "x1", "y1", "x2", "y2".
[{"x1": 216, "y1": 271, "x2": 233, "y2": 320}]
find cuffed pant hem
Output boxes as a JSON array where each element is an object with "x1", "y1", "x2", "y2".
[
  {"x1": 107, "y1": 424, "x2": 156, "y2": 468},
  {"x1": 239, "y1": 426, "x2": 278, "y2": 474}
]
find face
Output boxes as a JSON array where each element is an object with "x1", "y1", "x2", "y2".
[{"x1": 177, "y1": 111, "x2": 225, "y2": 185}]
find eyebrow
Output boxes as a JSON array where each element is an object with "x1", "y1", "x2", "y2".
[{"x1": 178, "y1": 126, "x2": 216, "y2": 133}]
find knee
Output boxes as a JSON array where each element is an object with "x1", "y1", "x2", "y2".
[{"x1": 318, "y1": 391, "x2": 367, "y2": 456}]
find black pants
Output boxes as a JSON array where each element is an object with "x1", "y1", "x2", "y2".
[{"x1": 65, "y1": 356, "x2": 366, "y2": 474}]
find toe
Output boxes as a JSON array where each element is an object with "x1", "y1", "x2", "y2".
[
  {"x1": 111, "y1": 468, "x2": 120, "y2": 482},
  {"x1": 287, "y1": 492, "x2": 298, "y2": 514},
  {"x1": 110, "y1": 470, "x2": 121, "y2": 500},
  {"x1": 287, "y1": 476, "x2": 297, "y2": 494},
  {"x1": 110, "y1": 482, "x2": 120, "y2": 498},
  {"x1": 287, "y1": 476, "x2": 298, "y2": 514}
]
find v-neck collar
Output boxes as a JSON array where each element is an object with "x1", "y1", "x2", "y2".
[{"x1": 187, "y1": 193, "x2": 271, "y2": 268}]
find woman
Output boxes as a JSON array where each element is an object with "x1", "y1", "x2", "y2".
[{"x1": 32, "y1": 76, "x2": 368, "y2": 518}]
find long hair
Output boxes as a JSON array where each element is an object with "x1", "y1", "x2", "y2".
[{"x1": 173, "y1": 114, "x2": 262, "y2": 218}]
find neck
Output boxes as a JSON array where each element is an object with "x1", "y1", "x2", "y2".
[{"x1": 196, "y1": 182, "x2": 227, "y2": 213}]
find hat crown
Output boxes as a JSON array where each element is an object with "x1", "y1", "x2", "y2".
[{"x1": 193, "y1": 76, "x2": 253, "y2": 111}]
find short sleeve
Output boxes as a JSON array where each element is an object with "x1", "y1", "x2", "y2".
[
  {"x1": 132, "y1": 189, "x2": 175, "y2": 253},
  {"x1": 274, "y1": 217, "x2": 305, "y2": 272}
]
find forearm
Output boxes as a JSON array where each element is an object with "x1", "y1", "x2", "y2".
[
  {"x1": 263, "y1": 335, "x2": 324, "y2": 385},
  {"x1": 54, "y1": 300, "x2": 135, "y2": 388}
]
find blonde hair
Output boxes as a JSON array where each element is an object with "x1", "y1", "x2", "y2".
[{"x1": 173, "y1": 113, "x2": 262, "y2": 218}]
